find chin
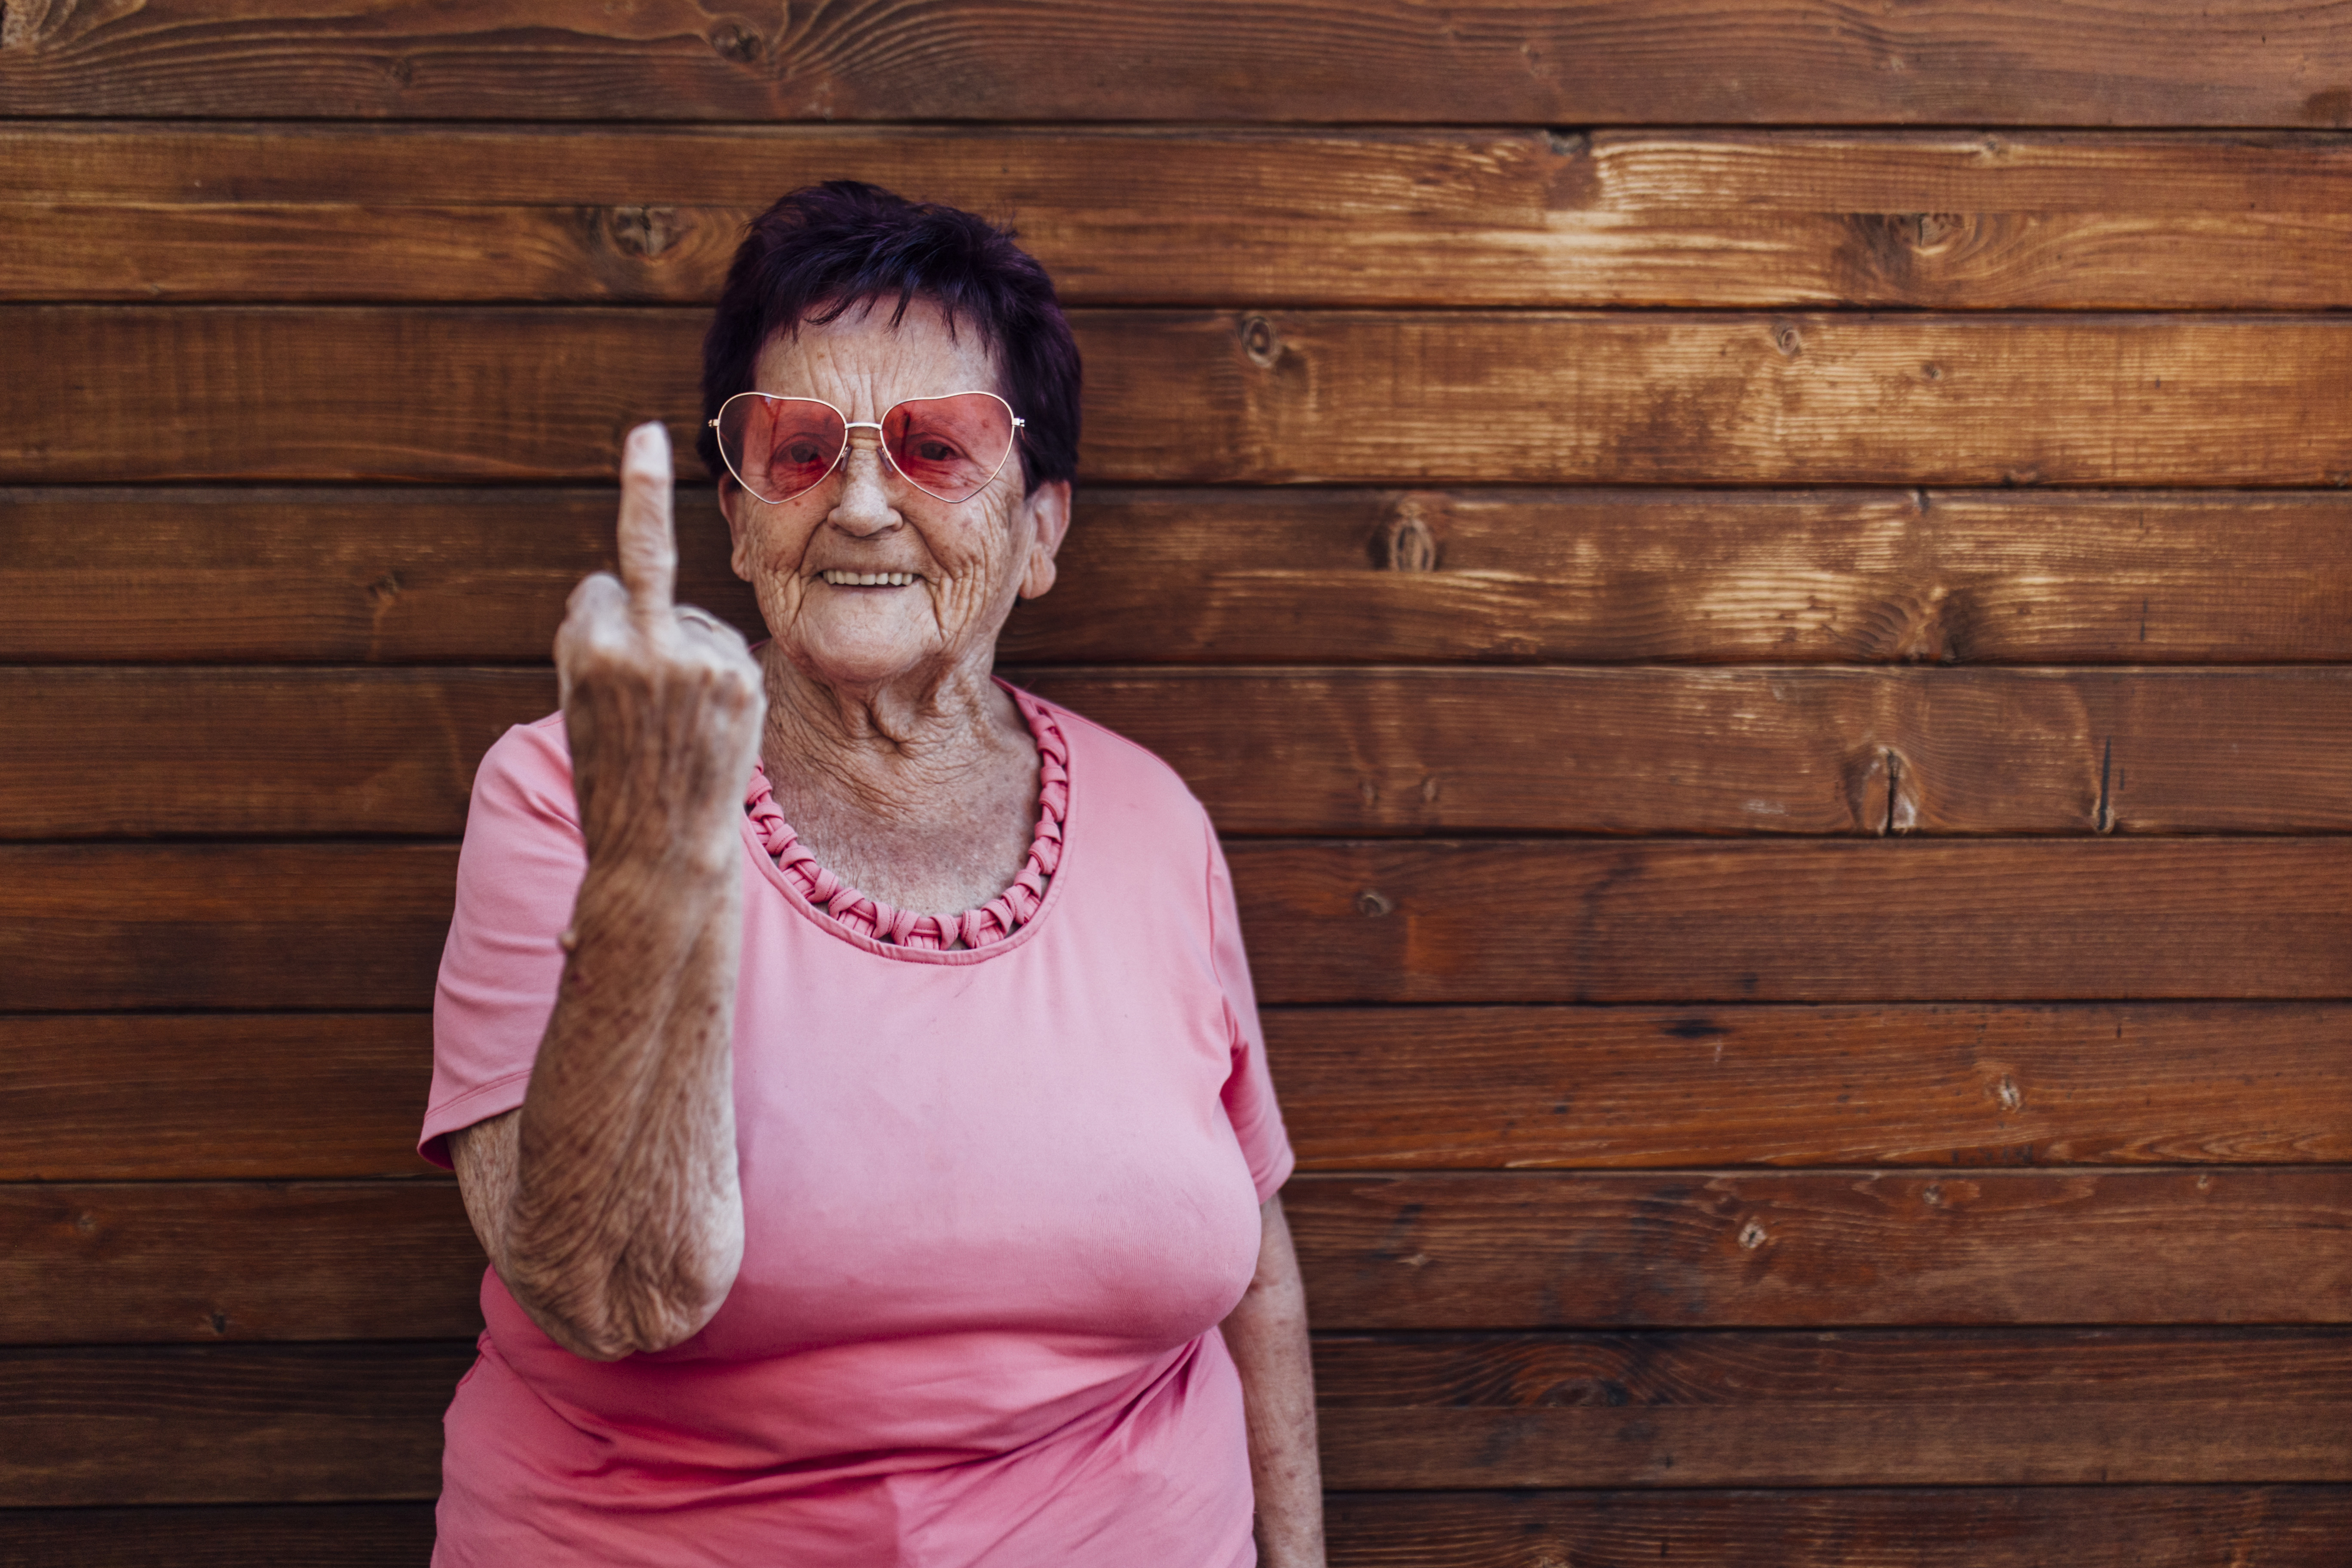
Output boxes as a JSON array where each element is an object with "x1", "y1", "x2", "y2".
[{"x1": 790, "y1": 620, "x2": 940, "y2": 689}]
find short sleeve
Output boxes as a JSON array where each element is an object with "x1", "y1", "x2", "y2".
[
  {"x1": 1204, "y1": 815, "x2": 1296, "y2": 1203},
  {"x1": 417, "y1": 716, "x2": 584, "y2": 1168}
]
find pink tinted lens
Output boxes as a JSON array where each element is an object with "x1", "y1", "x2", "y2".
[
  {"x1": 881, "y1": 393, "x2": 1017, "y2": 502},
  {"x1": 717, "y1": 396, "x2": 846, "y2": 502}
]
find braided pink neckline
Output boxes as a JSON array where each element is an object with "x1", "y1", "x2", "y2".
[{"x1": 742, "y1": 690, "x2": 1070, "y2": 952}]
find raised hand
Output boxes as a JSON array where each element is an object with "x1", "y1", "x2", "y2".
[
  {"x1": 466, "y1": 421, "x2": 759, "y2": 1362},
  {"x1": 555, "y1": 422, "x2": 765, "y2": 871}
]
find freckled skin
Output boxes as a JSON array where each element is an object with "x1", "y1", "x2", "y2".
[{"x1": 450, "y1": 303, "x2": 1325, "y2": 1565}]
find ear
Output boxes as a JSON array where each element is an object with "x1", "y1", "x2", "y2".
[
  {"x1": 1015, "y1": 480, "x2": 1073, "y2": 600},
  {"x1": 718, "y1": 482, "x2": 756, "y2": 582}
]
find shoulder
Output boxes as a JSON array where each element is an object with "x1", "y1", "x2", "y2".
[
  {"x1": 466, "y1": 710, "x2": 579, "y2": 837},
  {"x1": 1020, "y1": 688, "x2": 1210, "y2": 818},
  {"x1": 1014, "y1": 688, "x2": 1215, "y2": 851}
]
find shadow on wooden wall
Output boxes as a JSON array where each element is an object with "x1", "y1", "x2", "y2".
[{"x1": 3, "y1": 2, "x2": 2350, "y2": 1562}]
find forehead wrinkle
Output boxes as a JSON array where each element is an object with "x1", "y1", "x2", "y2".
[{"x1": 751, "y1": 298, "x2": 1003, "y2": 421}]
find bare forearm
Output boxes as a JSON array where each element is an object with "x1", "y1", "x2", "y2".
[
  {"x1": 453, "y1": 423, "x2": 762, "y2": 1362},
  {"x1": 1222, "y1": 1196, "x2": 1325, "y2": 1568},
  {"x1": 502, "y1": 854, "x2": 746, "y2": 1359}
]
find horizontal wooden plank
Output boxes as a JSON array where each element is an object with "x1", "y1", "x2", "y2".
[
  {"x1": 1230, "y1": 838, "x2": 2352, "y2": 1004},
  {"x1": 0, "y1": 1343, "x2": 465, "y2": 1506},
  {"x1": 15, "y1": 487, "x2": 2352, "y2": 667},
  {"x1": 12, "y1": 839, "x2": 2352, "y2": 1010},
  {"x1": 6, "y1": 1490, "x2": 2348, "y2": 1566},
  {"x1": 1021, "y1": 667, "x2": 2352, "y2": 836},
  {"x1": 2, "y1": 2, "x2": 2346, "y2": 123},
  {"x1": 4, "y1": 1332, "x2": 2342, "y2": 1505},
  {"x1": 0, "y1": 486, "x2": 755, "y2": 663},
  {"x1": 12, "y1": 1169, "x2": 2340, "y2": 1343},
  {"x1": 10, "y1": 309, "x2": 2352, "y2": 486},
  {"x1": 8, "y1": 129, "x2": 2352, "y2": 307},
  {"x1": 0, "y1": 1015, "x2": 434, "y2": 1181},
  {"x1": 1314, "y1": 1329, "x2": 2352, "y2": 1487},
  {"x1": 1323, "y1": 1486, "x2": 2352, "y2": 1568},
  {"x1": 0, "y1": 845, "x2": 456, "y2": 1012},
  {"x1": 0, "y1": 1183, "x2": 481, "y2": 1345},
  {"x1": 1275, "y1": 1004, "x2": 2352, "y2": 1171},
  {"x1": 0, "y1": 1505, "x2": 436, "y2": 1568},
  {"x1": 0, "y1": 668, "x2": 552, "y2": 839},
  {"x1": 17, "y1": 664, "x2": 2352, "y2": 839},
  {"x1": 13, "y1": 1003, "x2": 2340, "y2": 1182},
  {"x1": 1288, "y1": 1169, "x2": 2352, "y2": 1329}
]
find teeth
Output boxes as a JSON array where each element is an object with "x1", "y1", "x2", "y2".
[{"x1": 821, "y1": 570, "x2": 918, "y2": 586}]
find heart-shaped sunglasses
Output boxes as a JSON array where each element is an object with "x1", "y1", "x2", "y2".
[{"x1": 710, "y1": 390, "x2": 1024, "y2": 506}]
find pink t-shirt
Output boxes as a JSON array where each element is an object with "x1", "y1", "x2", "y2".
[{"x1": 420, "y1": 684, "x2": 1294, "y2": 1567}]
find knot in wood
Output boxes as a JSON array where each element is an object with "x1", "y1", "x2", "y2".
[
  {"x1": 1354, "y1": 890, "x2": 1394, "y2": 918},
  {"x1": 1381, "y1": 504, "x2": 1438, "y2": 572},
  {"x1": 1909, "y1": 212, "x2": 1968, "y2": 252},
  {"x1": 606, "y1": 206, "x2": 681, "y2": 260},
  {"x1": 1238, "y1": 314, "x2": 1281, "y2": 369},
  {"x1": 1738, "y1": 1219, "x2": 1768, "y2": 1250},
  {"x1": 709, "y1": 21, "x2": 764, "y2": 63},
  {"x1": 2, "y1": 0, "x2": 58, "y2": 51},
  {"x1": 1772, "y1": 322, "x2": 1803, "y2": 358},
  {"x1": 1541, "y1": 128, "x2": 1590, "y2": 158}
]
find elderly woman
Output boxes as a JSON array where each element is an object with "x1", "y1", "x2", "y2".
[{"x1": 418, "y1": 182, "x2": 1323, "y2": 1565}]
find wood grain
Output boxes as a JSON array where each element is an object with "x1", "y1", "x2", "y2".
[
  {"x1": 0, "y1": 1505, "x2": 438, "y2": 1568},
  {"x1": 1021, "y1": 666, "x2": 2352, "y2": 836},
  {"x1": 11, "y1": 309, "x2": 2352, "y2": 486},
  {"x1": 1322, "y1": 1486, "x2": 2352, "y2": 1567},
  {"x1": 1228, "y1": 838, "x2": 2352, "y2": 1004},
  {"x1": 1312, "y1": 1329, "x2": 2352, "y2": 1488},
  {"x1": 0, "y1": 486, "x2": 757, "y2": 664},
  {"x1": 0, "y1": 1014, "x2": 435, "y2": 1180},
  {"x1": 1271, "y1": 1004, "x2": 2352, "y2": 1171},
  {"x1": 18, "y1": 664, "x2": 2352, "y2": 838},
  {"x1": 0, "y1": 1343, "x2": 466, "y2": 1506},
  {"x1": 13, "y1": 839, "x2": 2352, "y2": 1011},
  {"x1": 12, "y1": 1004, "x2": 2341, "y2": 1182},
  {"x1": 8, "y1": 128, "x2": 2352, "y2": 308},
  {"x1": 1285, "y1": 1169, "x2": 2352, "y2": 1329},
  {"x1": 1023, "y1": 487, "x2": 2352, "y2": 665},
  {"x1": 0, "y1": 844, "x2": 456, "y2": 1012},
  {"x1": 2, "y1": 1332, "x2": 2341, "y2": 1503},
  {"x1": 6, "y1": 1489, "x2": 2348, "y2": 1565},
  {"x1": 0, "y1": 667, "x2": 553, "y2": 838},
  {"x1": 16, "y1": 487, "x2": 2352, "y2": 667},
  {"x1": 0, "y1": 1183, "x2": 482, "y2": 1345},
  {"x1": 15, "y1": 1169, "x2": 2338, "y2": 1342},
  {"x1": 2, "y1": 2, "x2": 2347, "y2": 124}
]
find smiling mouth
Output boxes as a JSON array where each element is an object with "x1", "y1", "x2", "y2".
[{"x1": 819, "y1": 570, "x2": 921, "y2": 587}]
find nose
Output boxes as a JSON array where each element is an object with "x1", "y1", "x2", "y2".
[{"x1": 827, "y1": 432, "x2": 901, "y2": 538}]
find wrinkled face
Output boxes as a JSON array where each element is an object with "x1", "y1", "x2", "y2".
[{"x1": 717, "y1": 297, "x2": 1069, "y2": 693}]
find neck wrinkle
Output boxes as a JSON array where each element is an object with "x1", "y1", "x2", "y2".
[{"x1": 754, "y1": 641, "x2": 1028, "y2": 830}]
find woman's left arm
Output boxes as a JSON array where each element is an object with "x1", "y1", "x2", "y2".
[{"x1": 1221, "y1": 1193, "x2": 1326, "y2": 1568}]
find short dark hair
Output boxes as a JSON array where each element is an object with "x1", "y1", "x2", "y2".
[{"x1": 697, "y1": 181, "x2": 1081, "y2": 496}]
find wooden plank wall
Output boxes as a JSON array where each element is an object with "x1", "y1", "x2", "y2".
[{"x1": 5, "y1": 4, "x2": 2352, "y2": 1562}]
